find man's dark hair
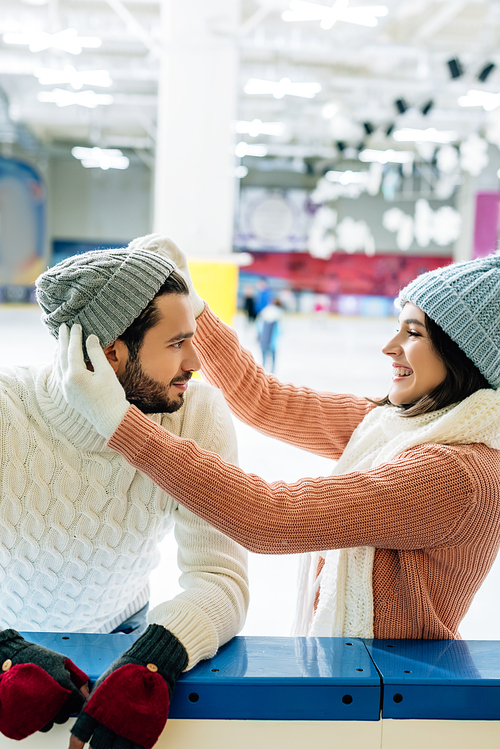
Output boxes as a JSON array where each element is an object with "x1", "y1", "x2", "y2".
[
  {"x1": 118, "y1": 270, "x2": 189, "y2": 360},
  {"x1": 369, "y1": 309, "x2": 491, "y2": 417}
]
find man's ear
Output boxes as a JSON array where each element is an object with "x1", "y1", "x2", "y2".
[{"x1": 102, "y1": 338, "x2": 129, "y2": 375}]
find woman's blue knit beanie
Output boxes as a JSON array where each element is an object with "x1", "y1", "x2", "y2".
[{"x1": 399, "y1": 253, "x2": 500, "y2": 389}]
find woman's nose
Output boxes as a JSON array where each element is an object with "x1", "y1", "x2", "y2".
[{"x1": 382, "y1": 333, "x2": 402, "y2": 357}]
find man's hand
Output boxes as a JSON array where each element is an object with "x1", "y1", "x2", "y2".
[
  {"x1": 127, "y1": 234, "x2": 205, "y2": 318},
  {"x1": 0, "y1": 630, "x2": 89, "y2": 740},
  {"x1": 56, "y1": 323, "x2": 130, "y2": 440},
  {"x1": 69, "y1": 625, "x2": 188, "y2": 749}
]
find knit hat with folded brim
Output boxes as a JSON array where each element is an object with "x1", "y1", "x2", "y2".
[
  {"x1": 399, "y1": 253, "x2": 500, "y2": 389},
  {"x1": 36, "y1": 247, "x2": 176, "y2": 353}
]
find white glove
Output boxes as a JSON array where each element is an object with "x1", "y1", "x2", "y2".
[
  {"x1": 55, "y1": 324, "x2": 130, "y2": 440},
  {"x1": 127, "y1": 234, "x2": 205, "y2": 318}
]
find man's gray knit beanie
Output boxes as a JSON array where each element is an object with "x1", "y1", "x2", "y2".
[
  {"x1": 36, "y1": 247, "x2": 176, "y2": 350},
  {"x1": 399, "y1": 253, "x2": 500, "y2": 389}
]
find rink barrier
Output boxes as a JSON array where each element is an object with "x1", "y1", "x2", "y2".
[{"x1": 18, "y1": 633, "x2": 500, "y2": 722}]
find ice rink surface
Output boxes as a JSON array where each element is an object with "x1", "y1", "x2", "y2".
[{"x1": 1, "y1": 305, "x2": 499, "y2": 640}]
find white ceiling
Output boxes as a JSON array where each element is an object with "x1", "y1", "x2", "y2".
[{"x1": 1, "y1": 0, "x2": 500, "y2": 165}]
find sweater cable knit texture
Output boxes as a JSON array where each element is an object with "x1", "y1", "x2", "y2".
[
  {"x1": 0, "y1": 364, "x2": 248, "y2": 669},
  {"x1": 108, "y1": 307, "x2": 500, "y2": 640}
]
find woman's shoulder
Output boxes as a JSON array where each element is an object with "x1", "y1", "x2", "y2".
[{"x1": 401, "y1": 441, "x2": 500, "y2": 493}]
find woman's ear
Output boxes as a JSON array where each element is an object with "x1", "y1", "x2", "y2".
[{"x1": 102, "y1": 339, "x2": 129, "y2": 375}]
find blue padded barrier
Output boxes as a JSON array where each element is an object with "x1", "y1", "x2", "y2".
[
  {"x1": 169, "y1": 636, "x2": 380, "y2": 720},
  {"x1": 365, "y1": 639, "x2": 500, "y2": 721},
  {"x1": 19, "y1": 634, "x2": 500, "y2": 723},
  {"x1": 20, "y1": 634, "x2": 380, "y2": 721}
]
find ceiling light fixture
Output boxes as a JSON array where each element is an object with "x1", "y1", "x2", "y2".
[
  {"x1": 321, "y1": 102, "x2": 338, "y2": 120},
  {"x1": 458, "y1": 90, "x2": 500, "y2": 111},
  {"x1": 235, "y1": 142, "x2": 268, "y2": 158},
  {"x1": 244, "y1": 77, "x2": 321, "y2": 99},
  {"x1": 72, "y1": 146, "x2": 129, "y2": 170},
  {"x1": 359, "y1": 148, "x2": 414, "y2": 164},
  {"x1": 35, "y1": 65, "x2": 112, "y2": 90},
  {"x1": 3, "y1": 27, "x2": 102, "y2": 54},
  {"x1": 282, "y1": 0, "x2": 388, "y2": 29},
  {"x1": 393, "y1": 127, "x2": 458, "y2": 144},
  {"x1": 38, "y1": 89, "x2": 113, "y2": 108},
  {"x1": 325, "y1": 170, "x2": 368, "y2": 185},
  {"x1": 233, "y1": 119, "x2": 285, "y2": 137}
]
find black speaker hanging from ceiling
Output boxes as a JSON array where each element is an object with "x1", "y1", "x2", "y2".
[
  {"x1": 447, "y1": 58, "x2": 464, "y2": 79},
  {"x1": 478, "y1": 63, "x2": 496, "y2": 82}
]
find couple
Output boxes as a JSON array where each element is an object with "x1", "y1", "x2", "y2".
[{"x1": 3, "y1": 233, "x2": 500, "y2": 748}]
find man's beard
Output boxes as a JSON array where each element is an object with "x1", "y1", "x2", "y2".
[{"x1": 119, "y1": 356, "x2": 191, "y2": 414}]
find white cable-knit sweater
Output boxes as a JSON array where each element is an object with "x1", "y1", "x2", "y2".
[{"x1": 0, "y1": 364, "x2": 248, "y2": 669}]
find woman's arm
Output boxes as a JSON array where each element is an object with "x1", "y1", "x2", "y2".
[
  {"x1": 195, "y1": 307, "x2": 374, "y2": 459},
  {"x1": 109, "y1": 405, "x2": 476, "y2": 556}
]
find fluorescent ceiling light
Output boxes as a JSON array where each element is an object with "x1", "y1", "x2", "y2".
[
  {"x1": 393, "y1": 127, "x2": 458, "y2": 144},
  {"x1": 233, "y1": 119, "x2": 285, "y2": 137},
  {"x1": 359, "y1": 148, "x2": 414, "y2": 164},
  {"x1": 3, "y1": 27, "x2": 101, "y2": 54},
  {"x1": 322, "y1": 102, "x2": 339, "y2": 119},
  {"x1": 72, "y1": 147, "x2": 129, "y2": 170},
  {"x1": 282, "y1": 0, "x2": 388, "y2": 29},
  {"x1": 235, "y1": 142, "x2": 268, "y2": 158},
  {"x1": 458, "y1": 90, "x2": 500, "y2": 111},
  {"x1": 35, "y1": 65, "x2": 112, "y2": 90},
  {"x1": 244, "y1": 77, "x2": 321, "y2": 99},
  {"x1": 38, "y1": 89, "x2": 113, "y2": 108},
  {"x1": 325, "y1": 170, "x2": 368, "y2": 185}
]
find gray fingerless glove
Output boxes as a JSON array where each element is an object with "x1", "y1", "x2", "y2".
[
  {"x1": 71, "y1": 624, "x2": 188, "y2": 749},
  {"x1": 0, "y1": 629, "x2": 89, "y2": 740}
]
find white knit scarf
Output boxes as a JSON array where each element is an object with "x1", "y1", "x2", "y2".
[{"x1": 292, "y1": 387, "x2": 500, "y2": 638}]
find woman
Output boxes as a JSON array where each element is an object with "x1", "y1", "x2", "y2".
[{"x1": 56, "y1": 238, "x2": 500, "y2": 641}]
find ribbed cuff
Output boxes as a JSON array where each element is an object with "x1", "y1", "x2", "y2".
[
  {"x1": 126, "y1": 625, "x2": 188, "y2": 680},
  {"x1": 71, "y1": 712, "x2": 98, "y2": 744},
  {"x1": 0, "y1": 629, "x2": 26, "y2": 659},
  {"x1": 149, "y1": 601, "x2": 219, "y2": 670}
]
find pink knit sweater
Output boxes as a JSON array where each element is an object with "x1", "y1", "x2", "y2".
[{"x1": 108, "y1": 307, "x2": 500, "y2": 640}]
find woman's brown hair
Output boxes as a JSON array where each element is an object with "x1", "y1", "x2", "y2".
[{"x1": 369, "y1": 307, "x2": 492, "y2": 417}]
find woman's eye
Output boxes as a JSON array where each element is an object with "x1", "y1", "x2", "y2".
[{"x1": 408, "y1": 330, "x2": 420, "y2": 337}]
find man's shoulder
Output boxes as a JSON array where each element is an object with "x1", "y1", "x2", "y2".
[
  {"x1": 0, "y1": 364, "x2": 39, "y2": 390},
  {"x1": 184, "y1": 378, "x2": 222, "y2": 405},
  {"x1": 181, "y1": 379, "x2": 228, "y2": 420}
]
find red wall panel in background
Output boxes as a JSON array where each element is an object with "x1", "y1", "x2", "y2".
[{"x1": 240, "y1": 252, "x2": 453, "y2": 298}]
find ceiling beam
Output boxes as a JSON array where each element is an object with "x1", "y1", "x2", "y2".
[
  {"x1": 413, "y1": 0, "x2": 468, "y2": 41},
  {"x1": 103, "y1": 0, "x2": 162, "y2": 57}
]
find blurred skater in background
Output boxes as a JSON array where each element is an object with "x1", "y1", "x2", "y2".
[{"x1": 256, "y1": 299, "x2": 284, "y2": 373}]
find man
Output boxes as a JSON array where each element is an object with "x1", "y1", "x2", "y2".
[{"x1": 0, "y1": 240, "x2": 248, "y2": 749}]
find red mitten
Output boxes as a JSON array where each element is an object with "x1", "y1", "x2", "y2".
[
  {"x1": 71, "y1": 625, "x2": 188, "y2": 749},
  {"x1": 0, "y1": 630, "x2": 88, "y2": 740}
]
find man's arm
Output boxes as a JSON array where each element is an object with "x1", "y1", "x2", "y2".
[{"x1": 68, "y1": 391, "x2": 247, "y2": 749}]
